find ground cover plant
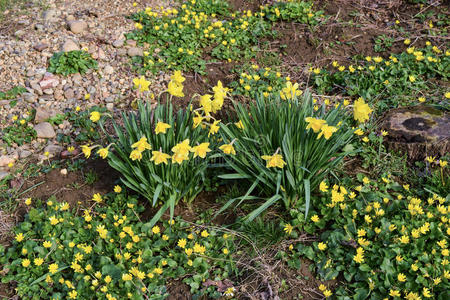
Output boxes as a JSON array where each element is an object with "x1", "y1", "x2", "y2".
[
  {"x1": 0, "y1": 192, "x2": 238, "y2": 299},
  {"x1": 126, "y1": 0, "x2": 323, "y2": 74},
  {"x1": 311, "y1": 45, "x2": 449, "y2": 113},
  {"x1": 48, "y1": 50, "x2": 98, "y2": 76},
  {"x1": 285, "y1": 176, "x2": 450, "y2": 299},
  {"x1": 1, "y1": 0, "x2": 449, "y2": 299}
]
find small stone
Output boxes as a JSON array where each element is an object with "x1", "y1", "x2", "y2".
[
  {"x1": 64, "y1": 88, "x2": 75, "y2": 99},
  {"x1": 60, "y1": 168, "x2": 68, "y2": 175},
  {"x1": 34, "y1": 122, "x2": 56, "y2": 138},
  {"x1": 68, "y1": 20, "x2": 87, "y2": 34},
  {"x1": 43, "y1": 89, "x2": 54, "y2": 95},
  {"x1": 106, "y1": 103, "x2": 114, "y2": 111},
  {"x1": 42, "y1": 9, "x2": 57, "y2": 21},
  {"x1": 44, "y1": 144, "x2": 63, "y2": 156},
  {"x1": 98, "y1": 48, "x2": 107, "y2": 60},
  {"x1": 33, "y1": 43, "x2": 49, "y2": 51},
  {"x1": 112, "y1": 39, "x2": 124, "y2": 48},
  {"x1": 54, "y1": 89, "x2": 64, "y2": 100},
  {"x1": 19, "y1": 150, "x2": 32, "y2": 159},
  {"x1": 26, "y1": 69, "x2": 35, "y2": 77},
  {"x1": 23, "y1": 92, "x2": 37, "y2": 103},
  {"x1": 104, "y1": 65, "x2": 114, "y2": 75},
  {"x1": 35, "y1": 107, "x2": 50, "y2": 123},
  {"x1": 0, "y1": 156, "x2": 15, "y2": 167},
  {"x1": 105, "y1": 96, "x2": 114, "y2": 103},
  {"x1": 0, "y1": 171, "x2": 9, "y2": 180},
  {"x1": 39, "y1": 72, "x2": 60, "y2": 89},
  {"x1": 15, "y1": 30, "x2": 25, "y2": 38},
  {"x1": 72, "y1": 73, "x2": 82, "y2": 85},
  {"x1": 62, "y1": 39, "x2": 79, "y2": 52},
  {"x1": 127, "y1": 47, "x2": 143, "y2": 57},
  {"x1": 126, "y1": 40, "x2": 137, "y2": 47},
  {"x1": 117, "y1": 48, "x2": 127, "y2": 56}
]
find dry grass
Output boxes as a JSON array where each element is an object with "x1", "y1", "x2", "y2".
[{"x1": 0, "y1": 210, "x2": 14, "y2": 246}]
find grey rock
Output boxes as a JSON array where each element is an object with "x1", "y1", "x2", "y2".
[
  {"x1": 0, "y1": 171, "x2": 9, "y2": 180},
  {"x1": 33, "y1": 43, "x2": 49, "y2": 51},
  {"x1": 127, "y1": 47, "x2": 143, "y2": 57},
  {"x1": 68, "y1": 20, "x2": 87, "y2": 34},
  {"x1": 62, "y1": 39, "x2": 79, "y2": 52},
  {"x1": 105, "y1": 96, "x2": 114, "y2": 103},
  {"x1": 0, "y1": 155, "x2": 14, "y2": 167},
  {"x1": 15, "y1": 30, "x2": 25, "y2": 38},
  {"x1": 117, "y1": 48, "x2": 127, "y2": 56},
  {"x1": 104, "y1": 65, "x2": 114, "y2": 75},
  {"x1": 35, "y1": 107, "x2": 50, "y2": 123},
  {"x1": 43, "y1": 89, "x2": 54, "y2": 95},
  {"x1": 106, "y1": 103, "x2": 114, "y2": 111},
  {"x1": 42, "y1": 9, "x2": 57, "y2": 21},
  {"x1": 23, "y1": 92, "x2": 37, "y2": 103},
  {"x1": 34, "y1": 122, "x2": 56, "y2": 138},
  {"x1": 112, "y1": 39, "x2": 124, "y2": 48},
  {"x1": 44, "y1": 144, "x2": 63, "y2": 156},
  {"x1": 19, "y1": 150, "x2": 32, "y2": 159},
  {"x1": 64, "y1": 88, "x2": 75, "y2": 99}
]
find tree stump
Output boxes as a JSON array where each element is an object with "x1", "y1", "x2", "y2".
[{"x1": 380, "y1": 106, "x2": 449, "y2": 161}]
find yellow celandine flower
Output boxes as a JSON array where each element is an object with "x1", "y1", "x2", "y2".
[
  {"x1": 317, "y1": 124, "x2": 338, "y2": 140},
  {"x1": 201, "y1": 230, "x2": 209, "y2": 238},
  {"x1": 96, "y1": 225, "x2": 108, "y2": 239},
  {"x1": 24, "y1": 198, "x2": 32, "y2": 205},
  {"x1": 311, "y1": 215, "x2": 320, "y2": 223},
  {"x1": 15, "y1": 232, "x2": 24, "y2": 242},
  {"x1": 152, "y1": 226, "x2": 160, "y2": 234},
  {"x1": 318, "y1": 242, "x2": 327, "y2": 250},
  {"x1": 422, "y1": 288, "x2": 432, "y2": 298},
  {"x1": 92, "y1": 193, "x2": 102, "y2": 203},
  {"x1": 319, "y1": 284, "x2": 327, "y2": 291},
  {"x1": 389, "y1": 289, "x2": 401, "y2": 297},
  {"x1": 219, "y1": 143, "x2": 236, "y2": 155},
  {"x1": 177, "y1": 238, "x2": 187, "y2": 248},
  {"x1": 305, "y1": 117, "x2": 326, "y2": 133},
  {"x1": 151, "y1": 150, "x2": 171, "y2": 165},
  {"x1": 353, "y1": 247, "x2": 364, "y2": 263},
  {"x1": 353, "y1": 98, "x2": 373, "y2": 123},
  {"x1": 185, "y1": 248, "x2": 193, "y2": 256},
  {"x1": 193, "y1": 243, "x2": 206, "y2": 254},
  {"x1": 323, "y1": 290, "x2": 332, "y2": 298},
  {"x1": 261, "y1": 152, "x2": 286, "y2": 169},
  {"x1": 114, "y1": 185, "x2": 122, "y2": 193},
  {"x1": 284, "y1": 224, "x2": 293, "y2": 235},
  {"x1": 191, "y1": 143, "x2": 211, "y2": 158},
  {"x1": 439, "y1": 160, "x2": 447, "y2": 167},
  {"x1": 49, "y1": 263, "x2": 59, "y2": 274},
  {"x1": 134, "y1": 22, "x2": 143, "y2": 30},
  {"x1": 43, "y1": 240, "x2": 52, "y2": 248},
  {"x1": 397, "y1": 273, "x2": 406, "y2": 282},
  {"x1": 34, "y1": 257, "x2": 44, "y2": 266},
  {"x1": 399, "y1": 235, "x2": 410, "y2": 244},
  {"x1": 90, "y1": 111, "x2": 101, "y2": 122},
  {"x1": 280, "y1": 81, "x2": 302, "y2": 100},
  {"x1": 22, "y1": 259, "x2": 31, "y2": 267},
  {"x1": 155, "y1": 122, "x2": 171, "y2": 134},
  {"x1": 208, "y1": 120, "x2": 220, "y2": 136},
  {"x1": 319, "y1": 181, "x2": 328, "y2": 192},
  {"x1": 133, "y1": 76, "x2": 151, "y2": 92},
  {"x1": 122, "y1": 273, "x2": 132, "y2": 281}
]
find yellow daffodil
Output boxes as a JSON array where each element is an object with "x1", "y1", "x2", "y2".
[
  {"x1": 190, "y1": 143, "x2": 211, "y2": 158},
  {"x1": 219, "y1": 143, "x2": 236, "y2": 155},
  {"x1": 151, "y1": 151, "x2": 171, "y2": 165},
  {"x1": 305, "y1": 117, "x2": 326, "y2": 133},
  {"x1": 317, "y1": 124, "x2": 338, "y2": 140},
  {"x1": 353, "y1": 97, "x2": 373, "y2": 123},
  {"x1": 261, "y1": 152, "x2": 286, "y2": 169},
  {"x1": 133, "y1": 76, "x2": 151, "y2": 92},
  {"x1": 155, "y1": 122, "x2": 171, "y2": 134}
]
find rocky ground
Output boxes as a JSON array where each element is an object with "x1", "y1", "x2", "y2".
[{"x1": 0, "y1": 0, "x2": 171, "y2": 179}]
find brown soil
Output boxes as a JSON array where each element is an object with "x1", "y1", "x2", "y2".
[{"x1": 22, "y1": 159, "x2": 120, "y2": 208}]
